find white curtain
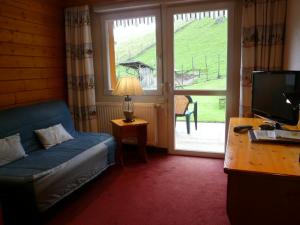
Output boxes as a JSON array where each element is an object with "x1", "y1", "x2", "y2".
[
  {"x1": 65, "y1": 5, "x2": 98, "y2": 131},
  {"x1": 240, "y1": 0, "x2": 287, "y2": 116}
]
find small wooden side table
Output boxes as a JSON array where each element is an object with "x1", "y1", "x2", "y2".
[{"x1": 111, "y1": 118, "x2": 148, "y2": 165}]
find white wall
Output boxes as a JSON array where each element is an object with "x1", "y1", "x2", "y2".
[{"x1": 283, "y1": 0, "x2": 300, "y2": 70}]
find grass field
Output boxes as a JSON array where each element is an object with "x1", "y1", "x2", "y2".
[
  {"x1": 115, "y1": 17, "x2": 228, "y2": 122},
  {"x1": 133, "y1": 18, "x2": 227, "y2": 81},
  {"x1": 176, "y1": 95, "x2": 226, "y2": 122},
  {"x1": 177, "y1": 79, "x2": 226, "y2": 123}
]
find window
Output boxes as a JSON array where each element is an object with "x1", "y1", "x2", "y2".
[{"x1": 101, "y1": 9, "x2": 162, "y2": 95}]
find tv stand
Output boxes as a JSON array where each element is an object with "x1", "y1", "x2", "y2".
[{"x1": 224, "y1": 118, "x2": 300, "y2": 225}]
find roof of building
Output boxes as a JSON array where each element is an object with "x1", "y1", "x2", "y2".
[{"x1": 119, "y1": 61, "x2": 154, "y2": 71}]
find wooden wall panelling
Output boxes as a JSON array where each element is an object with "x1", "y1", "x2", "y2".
[
  {"x1": 0, "y1": 29, "x2": 63, "y2": 47},
  {"x1": 0, "y1": 16, "x2": 62, "y2": 37},
  {"x1": 1, "y1": 0, "x2": 62, "y2": 16},
  {"x1": 0, "y1": 3, "x2": 62, "y2": 25},
  {"x1": 63, "y1": 0, "x2": 144, "y2": 7},
  {"x1": 0, "y1": 68, "x2": 64, "y2": 81},
  {"x1": 0, "y1": 0, "x2": 66, "y2": 109},
  {"x1": 0, "y1": 43, "x2": 63, "y2": 57}
]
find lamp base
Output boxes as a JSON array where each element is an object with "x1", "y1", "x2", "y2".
[
  {"x1": 123, "y1": 111, "x2": 134, "y2": 123},
  {"x1": 123, "y1": 118, "x2": 135, "y2": 123}
]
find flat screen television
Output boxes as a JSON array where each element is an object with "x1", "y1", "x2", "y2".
[{"x1": 252, "y1": 71, "x2": 300, "y2": 125}]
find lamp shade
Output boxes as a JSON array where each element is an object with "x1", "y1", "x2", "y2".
[{"x1": 112, "y1": 76, "x2": 144, "y2": 96}]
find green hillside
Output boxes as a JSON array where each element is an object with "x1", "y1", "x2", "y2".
[
  {"x1": 115, "y1": 17, "x2": 228, "y2": 122},
  {"x1": 134, "y1": 18, "x2": 227, "y2": 85},
  {"x1": 115, "y1": 20, "x2": 191, "y2": 64},
  {"x1": 115, "y1": 20, "x2": 192, "y2": 76},
  {"x1": 134, "y1": 18, "x2": 227, "y2": 122}
]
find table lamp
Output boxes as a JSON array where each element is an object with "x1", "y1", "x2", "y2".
[{"x1": 113, "y1": 76, "x2": 144, "y2": 122}]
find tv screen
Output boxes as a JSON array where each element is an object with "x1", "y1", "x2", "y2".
[{"x1": 252, "y1": 71, "x2": 300, "y2": 125}]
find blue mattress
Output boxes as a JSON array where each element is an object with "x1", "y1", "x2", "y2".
[
  {"x1": 0, "y1": 132, "x2": 116, "y2": 183},
  {"x1": 0, "y1": 101, "x2": 117, "y2": 212}
]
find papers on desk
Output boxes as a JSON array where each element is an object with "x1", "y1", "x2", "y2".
[
  {"x1": 249, "y1": 129, "x2": 300, "y2": 143},
  {"x1": 275, "y1": 130, "x2": 300, "y2": 140}
]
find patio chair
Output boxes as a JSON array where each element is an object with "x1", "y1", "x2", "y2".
[{"x1": 175, "y1": 95, "x2": 198, "y2": 134}]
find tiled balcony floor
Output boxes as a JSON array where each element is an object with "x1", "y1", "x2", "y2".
[{"x1": 175, "y1": 121, "x2": 225, "y2": 153}]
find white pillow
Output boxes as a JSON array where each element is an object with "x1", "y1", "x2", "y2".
[
  {"x1": 0, "y1": 133, "x2": 27, "y2": 166},
  {"x1": 35, "y1": 124, "x2": 73, "y2": 149}
]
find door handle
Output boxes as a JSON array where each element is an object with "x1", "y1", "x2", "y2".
[{"x1": 164, "y1": 82, "x2": 172, "y2": 93}]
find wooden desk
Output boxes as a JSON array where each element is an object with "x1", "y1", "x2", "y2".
[
  {"x1": 224, "y1": 118, "x2": 300, "y2": 225},
  {"x1": 111, "y1": 118, "x2": 148, "y2": 165}
]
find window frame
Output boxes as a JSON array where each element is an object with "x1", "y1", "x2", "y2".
[{"x1": 99, "y1": 8, "x2": 163, "y2": 96}]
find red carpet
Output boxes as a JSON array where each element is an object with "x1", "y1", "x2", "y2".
[{"x1": 41, "y1": 153, "x2": 229, "y2": 225}]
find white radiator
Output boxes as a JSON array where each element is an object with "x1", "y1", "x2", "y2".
[{"x1": 96, "y1": 102, "x2": 159, "y2": 146}]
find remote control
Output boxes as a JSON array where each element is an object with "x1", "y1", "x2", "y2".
[{"x1": 233, "y1": 125, "x2": 253, "y2": 133}]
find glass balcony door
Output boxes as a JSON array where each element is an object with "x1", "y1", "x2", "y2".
[{"x1": 166, "y1": 2, "x2": 239, "y2": 157}]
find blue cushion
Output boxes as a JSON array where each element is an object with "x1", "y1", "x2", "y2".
[
  {"x1": 0, "y1": 101, "x2": 75, "y2": 153},
  {"x1": 0, "y1": 132, "x2": 116, "y2": 181}
]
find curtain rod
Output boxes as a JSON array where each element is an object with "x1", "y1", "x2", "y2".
[
  {"x1": 92, "y1": 0, "x2": 217, "y2": 13},
  {"x1": 93, "y1": 2, "x2": 160, "y2": 13}
]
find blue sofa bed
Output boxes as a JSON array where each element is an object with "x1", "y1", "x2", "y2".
[{"x1": 0, "y1": 101, "x2": 116, "y2": 224}]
